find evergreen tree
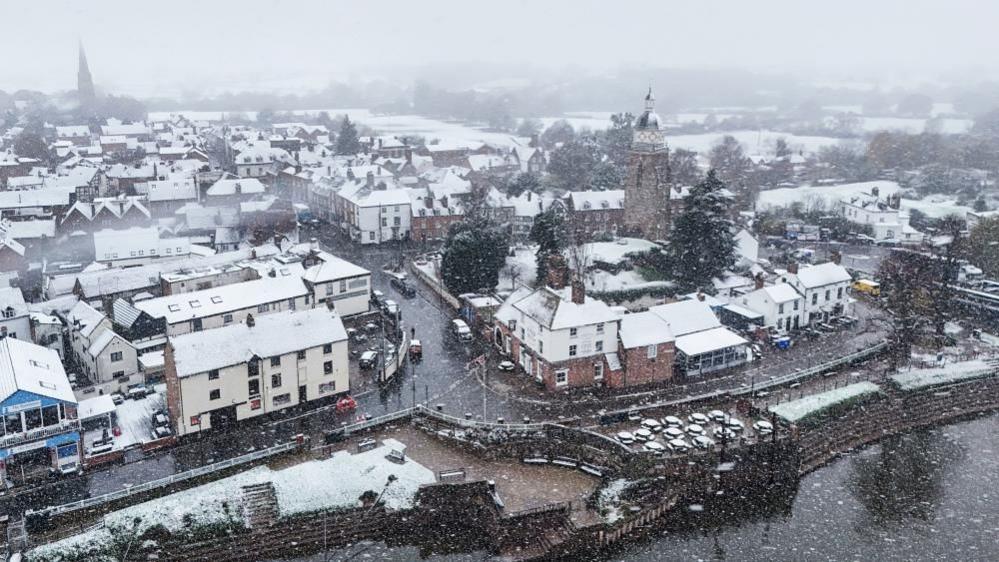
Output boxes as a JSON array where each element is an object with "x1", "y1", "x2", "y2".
[
  {"x1": 529, "y1": 208, "x2": 568, "y2": 286},
  {"x1": 668, "y1": 170, "x2": 737, "y2": 292},
  {"x1": 440, "y1": 218, "x2": 510, "y2": 295},
  {"x1": 547, "y1": 137, "x2": 600, "y2": 189},
  {"x1": 335, "y1": 115, "x2": 362, "y2": 155},
  {"x1": 505, "y1": 172, "x2": 540, "y2": 197},
  {"x1": 969, "y1": 217, "x2": 999, "y2": 278}
]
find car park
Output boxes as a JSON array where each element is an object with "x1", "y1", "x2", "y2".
[
  {"x1": 685, "y1": 424, "x2": 705, "y2": 436},
  {"x1": 643, "y1": 441, "x2": 667, "y2": 454},
  {"x1": 753, "y1": 420, "x2": 774, "y2": 435},
  {"x1": 616, "y1": 431, "x2": 635, "y2": 444},
  {"x1": 664, "y1": 426, "x2": 685, "y2": 439},
  {"x1": 126, "y1": 386, "x2": 148, "y2": 400},
  {"x1": 724, "y1": 418, "x2": 745, "y2": 432},
  {"x1": 154, "y1": 425, "x2": 172, "y2": 439},
  {"x1": 708, "y1": 410, "x2": 727, "y2": 422},
  {"x1": 688, "y1": 412, "x2": 709, "y2": 425},
  {"x1": 633, "y1": 428, "x2": 653, "y2": 442},
  {"x1": 641, "y1": 418, "x2": 663, "y2": 433},
  {"x1": 662, "y1": 415, "x2": 683, "y2": 427},
  {"x1": 359, "y1": 350, "x2": 379, "y2": 369},
  {"x1": 667, "y1": 438, "x2": 691, "y2": 452},
  {"x1": 692, "y1": 435, "x2": 715, "y2": 450}
]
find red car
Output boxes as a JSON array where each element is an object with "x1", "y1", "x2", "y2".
[{"x1": 336, "y1": 396, "x2": 357, "y2": 413}]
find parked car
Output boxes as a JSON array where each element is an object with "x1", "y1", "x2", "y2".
[
  {"x1": 662, "y1": 415, "x2": 683, "y2": 428},
  {"x1": 663, "y1": 426, "x2": 685, "y2": 439},
  {"x1": 667, "y1": 438, "x2": 691, "y2": 452},
  {"x1": 451, "y1": 319, "x2": 473, "y2": 342},
  {"x1": 692, "y1": 435, "x2": 715, "y2": 450},
  {"x1": 685, "y1": 424, "x2": 705, "y2": 436},
  {"x1": 633, "y1": 428, "x2": 653, "y2": 442},
  {"x1": 713, "y1": 426, "x2": 738, "y2": 441},
  {"x1": 364, "y1": 322, "x2": 380, "y2": 333},
  {"x1": 359, "y1": 350, "x2": 379, "y2": 369},
  {"x1": 643, "y1": 441, "x2": 667, "y2": 454},
  {"x1": 110, "y1": 393, "x2": 124, "y2": 406},
  {"x1": 382, "y1": 299, "x2": 400, "y2": 318},
  {"x1": 154, "y1": 426, "x2": 172, "y2": 439},
  {"x1": 641, "y1": 418, "x2": 663, "y2": 433},
  {"x1": 409, "y1": 340, "x2": 423, "y2": 361},
  {"x1": 390, "y1": 277, "x2": 417, "y2": 298},
  {"x1": 707, "y1": 410, "x2": 728, "y2": 423},
  {"x1": 724, "y1": 418, "x2": 745, "y2": 432},
  {"x1": 687, "y1": 412, "x2": 710, "y2": 425},
  {"x1": 126, "y1": 386, "x2": 148, "y2": 400},
  {"x1": 498, "y1": 360, "x2": 515, "y2": 371},
  {"x1": 753, "y1": 420, "x2": 774, "y2": 435},
  {"x1": 371, "y1": 290, "x2": 385, "y2": 306},
  {"x1": 615, "y1": 431, "x2": 635, "y2": 444}
]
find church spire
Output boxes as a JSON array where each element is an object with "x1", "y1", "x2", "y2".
[
  {"x1": 644, "y1": 84, "x2": 655, "y2": 111},
  {"x1": 77, "y1": 40, "x2": 96, "y2": 108}
]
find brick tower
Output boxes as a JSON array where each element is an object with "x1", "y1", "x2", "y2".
[{"x1": 623, "y1": 87, "x2": 673, "y2": 241}]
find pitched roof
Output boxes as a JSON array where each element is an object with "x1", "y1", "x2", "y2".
[
  {"x1": 496, "y1": 286, "x2": 619, "y2": 331},
  {"x1": 794, "y1": 262, "x2": 852, "y2": 288},
  {"x1": 619, "y1": 311, "x2": 673, "y2": 348},
  {"x1": 761, "y1": 284, "x2": 802, "y2": 303},
  {"x1": 66, "y1": 300, "x2": 108, "y2": 338},
  {"x1": 207, "y1": 178, "x2": 266, "y2": 196},
  {"x1": 135, "y1": 274, "x2": 307, "y2": 324},
  {"x1": 0, "y1": 338, "x2": 75, "y2": 405},
  {"x1": 170, "y1": 308, "x2": 347, "y2": 377},
  {"x1": 648, "y1": 300, "x2": 721, "y2": 337}
]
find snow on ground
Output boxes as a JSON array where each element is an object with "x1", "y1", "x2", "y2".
[
  {"x1": 597, "y1": 478, "x2": 635, "y2": 524},
  {"x1": 148, "y1": 108, "x2": 372, "y2": 123},
  {"x1": 357, "y1": 114, "x2": 531, "y2": 150},
  {"x1": 273, "y1": 438, "x2": 435, "y2": 515},
  {"x1": 498, "y1": 247, "x2": 538, "y2": 291},
  {"x1": 769, "y1": 381, "x2": 881, "y2": 423},
  {"x1": 889, "y1": 360, "x2": 997, "y2": 392},
  {"x1": 757, "y1": 181, "x2": 970, "y2": 219},
  {"x1": 900, "y1": 194, "x2": 972, "y2": 219},
  {"x1": 32, "y1": 439, "x2": 435, "y2": 561},
  {"x1": 585, "y1": 238, "x2": 659, "y2": 265},
  {"x1": 668, "y1": 130, "x2": 844, "y2": 159},
  {"x1": 585, "y1": 270, "x2": 669, "y2": 293},
  {"x1": 114, "y1": 384, "x2": 167, "y2": 449},
  {"x1": 499, "y1": 240, "x2": 660, "y2": 294}
]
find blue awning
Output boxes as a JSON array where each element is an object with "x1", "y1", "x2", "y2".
[{"x1": 46, "y1": 431, "x2": 79, "y2": 448}]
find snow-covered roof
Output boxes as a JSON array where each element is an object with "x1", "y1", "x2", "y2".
[
  {"x1": 496, "y1": 286, "x2": 619, "y2": 331},
  {"x1": 207, "y1": 178, "x2": 266, "y2": 196},
  {"x1": 0, "y1": 286, "x2": 27, "y2": 316},
  {"x1": 66, "y1": 300, "x2": 108, "y2": 338},
  {"x1": 0, "y1": 187, "x2": 75, "y2": 209},
  {"x1": 647, "y1": 300, "x2": 720, "y2": 337},
  {"x1": 675, "y1": 326, "x2": 748, "y2": 356},
  {"x1": 135, "y1": 273, "x2": 307, "y2": 324},
  {"x1": 170, "y1": 308, "x2": 347, "y2": 377},
  {"x1": 761, "y1": 284, "x2": 801, "y2": 303},
  {"x1": 87, "y1": 329, "x2": 132, "y2": 358},
  {"x1": 78, "y1": 394, "x2": 115, "y2": 420},
  {"x1": 147, "y1": 177, "x2": 197, "y2": 202},
  {"x1": 93, "y1": 227, "x2": 189, "y2": 261},
  {"x1": 0, "y1": 338, "x2": 75, "y2": 405},
  {"x1": 618, "y1": 311, "x2": 673, "y2": 348},
  {"x1": 769, "y1": 381, "x2": 880, "y2": 423},
  {"x1": 569, "y1": 189, "x2": 625, "y2": 211},
  {"x1": 2, "y1": 218, "x2": 56, "y2": 240},
  {"x1": 793, "y1": 262, "x2": 852, "y2": 288},
  {"x1": 299, "y1": 251, "x2": 370, "y2": 283}
]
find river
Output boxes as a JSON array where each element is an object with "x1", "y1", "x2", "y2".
[{"x1": 282, "y1": 413, "x2": 999, "y2": 562}]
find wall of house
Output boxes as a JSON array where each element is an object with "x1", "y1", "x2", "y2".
[
  {"x1": 311, "y1": 275, "x2": 370, "y2": 316},
  {"x1": 0, "y1": 314, "x2": 31, "y2": 341},
  {"x1": 162, "y1": 268, "x2": 257, "y2": 296},
  {"x1": 613, "y1": 341, "x2": 675, "y2": 388},
  {"x1": 94, "y1": 336, "x2": 139, "y2": 384},
  {"x1": 742, "y1": 293, "x2": 805, "y2": 334}
]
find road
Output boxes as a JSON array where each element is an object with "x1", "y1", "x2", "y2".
[{"x1": 4, "y1": 227, "x2": 888, "y2": 516}]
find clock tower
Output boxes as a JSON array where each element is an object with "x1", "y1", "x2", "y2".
[{"x1": 623, "y1": 88, "x2": 674, "y2": 240}]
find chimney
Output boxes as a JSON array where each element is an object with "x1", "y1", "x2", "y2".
[
  {"x1": 871, "y1": 186, "x2": 879, "y2": 198},
  {"x1": 246, "y1": 314, "x2": 255, "y2": 328},
  {"x1": 570, "y1": 276, "x2": 585, "y2": 305},
  {"x1": 365, "y1": 171, "x2": 374, "y2": 188},
  {"x1": 787, "y1": 261, "x2": 799, "y2": 274},
  {"x1": 310, "y1": 237, "x2": 318, "y2": 252},
  {"x1": 546, "y1": 254, "x2": 569, "y2": 290},
  {"x1": 326, "y1": 298, "x2": 336, "y2": 312},
  {"x1": 696, "y1": 291, "x2": 705, "y2": 302},
  {"x1": 526, "y1": 191, "x2": 532, "y2": 202},
  {"x1": 405, "y1": 147, "x2": 412, "y2": 165},
  {"x1": 754, "y1": 272, "x2": 765, "y2": 290},
  {"x1": 830, "y1": 250, "x2": 842, "y2": 265}
]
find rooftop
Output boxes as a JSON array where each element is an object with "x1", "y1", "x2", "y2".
[
  {"x1": 0, "y1": 338, "x2": 75, "y2": 405},
  {"x1": 135, "y1": 273, "x2": 307, "y2": 324}
]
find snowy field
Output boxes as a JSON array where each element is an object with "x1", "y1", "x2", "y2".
[
  {"x1": 769, "y1": 381, "x2": 882, "y2": 423},
  {"x1": 148, "y1": 108, "x2": 373, "y2": 123},
  {"x1": 500, "y1": 239, "x2": 662, "y2": 294},
  {"x1": 31, "y1": 438, "x2": 434, "y2": 561},
  {"x1": 668, "y1": 130, "x2": 845, "y2": 159},
  {"x1": 757, "y1": 181, "x2": 971, "y2": 219}
]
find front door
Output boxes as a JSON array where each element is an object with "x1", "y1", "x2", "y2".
[{"x1": 298, "y1": 385, "x2": 307, "y2": 404}]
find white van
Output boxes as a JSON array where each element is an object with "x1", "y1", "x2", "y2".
[{"x1": 451, "y1": 319, "x2": 473, "y2": 342}]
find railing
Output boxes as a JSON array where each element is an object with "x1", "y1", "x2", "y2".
[
  {"x1": 502, "y1": 500, "x2": 571, "y2": 520},
  {"x1": 731, "y1": 340, "x2": 890, "y2": 397},
  {"x1": 0, "y1": 419, "x2": 81, "y2": 449},
  {"x1": 27, "y1": 440, "x2": 299, "y2": 519},
  {"x1": 342, "y1": 407, "x2": 416, "y2": 435}
]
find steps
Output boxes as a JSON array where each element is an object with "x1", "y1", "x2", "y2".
[{"x1": 242, "y1": 482, "x2": 279, "y2": 529}]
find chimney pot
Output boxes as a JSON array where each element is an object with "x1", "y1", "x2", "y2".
[
  {"x1": 246, "y1": 314, "x2": 255, "y2": 328},
  {"x1": 570, "y1": 277, "x2": 585, "y2": 305},
  {"x1": 787, "y1": 262, "x2": 799, "y2": 274},
  {"x1": 546, "y1": 254, "x2": 569, "y2": 290},
  {"x1": 696, "y1": 292, "x2": 705, "y2": 302},
  {"x1": 754, "y1": 273, "x2": 765, "y2": 290}
]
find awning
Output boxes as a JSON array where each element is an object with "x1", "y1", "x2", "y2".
[{"x1": 46, "y1": 431, "x2": 80, "y2": 448}]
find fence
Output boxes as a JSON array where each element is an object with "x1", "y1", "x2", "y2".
[
  {"x1": 27, "y1": 440, "x2": 299, "y2": 519},
  {"x1": 731, "y1": 340, "x2": 890, "y2": 397},
  {"x1": 408, "y1": 262, "x2": 460, "y2": 309}
]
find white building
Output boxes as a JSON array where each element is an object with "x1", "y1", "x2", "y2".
[
  {"x1": 93, "y1": 227, "x2": 192, "y2": 268},
  {"x1": 65, "y1": 301, "x2": 140, "y2": 390},
  {"x1": 841, "y1": 190, "x2": 922, "y2": 244},
  {"x1": 134, "y1": 272, "x2": 311, "y2": 336},
  {"x1": 165, "y1": 308, "x2": 349, "y2": 436},
  {"x1": 780, "y1": 261, "x2": 853, "y2": 324},
  {"x1": 334, "y1": 178, "x2": 412, "y2": 244},
  {"x1": 234, "y1": 145, "x2": 293, "y2": 178},
  {"x1": 0, "y1": 287, "x2": 31, "y2": 341},
  {"x1": 297, "y1": 250, "x2": 371, "y2": 316},
  {"x1": 738, "y1": 283, "x2": 805, "y2": 333}
]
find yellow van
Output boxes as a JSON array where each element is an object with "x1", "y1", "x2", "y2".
[{"x1": 852, "y1": 279, "x2": 880, "y2": 297}]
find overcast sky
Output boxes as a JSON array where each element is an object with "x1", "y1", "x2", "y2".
[{"x1": 2, "y1": 0, "x2": 998, "y2": 96}]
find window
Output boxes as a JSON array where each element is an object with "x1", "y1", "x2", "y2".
[
  {"x1": 168, "y1": 304, "x2": 181, "y2": 312},
  {"x1": 209, "y1": 389, "x2": 220, "y2": 401},
  {"x1": 837, "y1": 287, "x2": 843, "y2": 299},
  {"x1": 223, "y1": 314, "x2": 233, "y2": 324},
  {"x1": 323, "y1": 343, "x2": 333, "y2": 354},
  {"x1": 777, "y1": 317, "x2": 784, "y2": 330},
  {"x1": 340, "y1": 279, "x2": 347, "y2": 292},
  {"x1": 569, "y1": 327, "x2": 578, "y2": 338},
  {"x1": 825, "y1": 289, "x2": 831, "y2": 301},
  {"x1": 42, "y1": 404, "x2": 59, "y2": 427},
  {"x1": 382, "y1": 218, "x2": 388, "y2": 227},
  {"x1": 369, "y1": 232, "x2": 375, "y2": 241},
  {"x1": 569, "y1": 344, "x2": 577, "y2": 357},
  {"x1": 270, "y1": 356, "x2": 281, "y2": 367},
  {"x1": 258, "y1": 303, "x2": 269, "y2": 313},
  {"x1": 297, "y1": 350, "x2": 306, "y2": 361},
  {"x1": 595, "y1": 341, "x2": 603, "y2": 352},
  {"x1": 208, "y1": 369, "x2": 219, "y2": 380},
  {"x1": 324, "y1": 360, "x2": 334, "y2": 374},
  {"x1": 594, "y1": 363, "x2": 604, "y2": 381},
  {"x1": 288, "y1": 297, "x2": 297, "y2": 310},
  {"x1": 778, "y1": 303, "x2": 785, "y2": 314},
  {"x1": 271, "y1": 373, "x2": 282, "y2": 388},
  {"x1": 555, "y1": 369, "x2": 568, "y2": 387},
  {"x1": 319, "y1": 381, "x2": 336, "y2": 394},
  {"x1": 110, "y1": 351, "x2": 123, "y2": 362},
  {"x1": 393, "y1": 216, "x2": 400, "y2": 226},
  {"x1": 596, "y1": 323, "x2": 604, "y2": 334},
  {"x1": 211, "y1": 296, "x2": 223, "y2": 304},
  {"x1": 273, "y1": 393, "x2": 292, "y2": 406},
  {"x1": 248, "y1": 360, "x2": 259, "y2": 377},
  {"x1": 811, "y1": 293, "x2": 818, "y2": 305},
  {"x1": 793, "y1": 300, "x2": 799, "y2": 310},
  {"x1": 647, "y1": 344, "x2": 658, "y2": 359},
  {"x1": 112, "y1": 370, "x2": 125, "y2": 378},
  {"x1": 538, "y1": 341, "x2": 544, "y2": 353}
]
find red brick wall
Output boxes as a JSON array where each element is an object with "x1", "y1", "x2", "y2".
[
  {"x1": 163, "y1": 342, "x2": 183, "y2": 433},
  {"x1": 613, "y1": 341, "x2": 676, "y2": 388}
]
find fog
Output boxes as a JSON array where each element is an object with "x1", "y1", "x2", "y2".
[{"x1": 2, "y1": 0, "x2": 999, "y2": 98}]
